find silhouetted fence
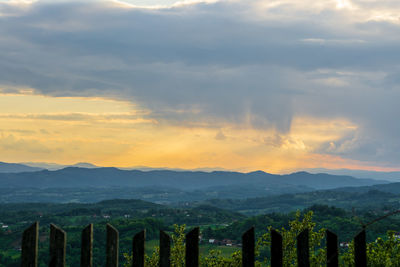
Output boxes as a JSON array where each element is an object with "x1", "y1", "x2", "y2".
[{"x1": 20, "y1": 222, "x2": 367, "y2": 267}]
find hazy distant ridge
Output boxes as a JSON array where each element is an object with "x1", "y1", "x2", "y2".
[
  {"x1": 0, "y1": 162, "x2": 44, "y2": 173},
  {"x1": 0, "y1": 167, "x2": 387, "y2": 191},
  {"x1": 307, "y1": 168, "x2": 400, "y2": 182}
]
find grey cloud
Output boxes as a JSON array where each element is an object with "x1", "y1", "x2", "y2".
[
  {"x1": 40, "y1": 129, "x2": 50, "y2": 135},
  {"x1": 0, "y1": 113, "x2": 147, "y2": 122},
  {"x1": 351, "y1": 0, "x2": 400, "y2": 9},
  {"x1": 263, "y1": 134, "x2": 284, "y2": 148},
  {"x1": 215, "y1": 130, "x2": 226, "y2": 140},
  {"x1": 0, "y1": 129, "x2": 36, "y2": 135},
  {"x1": 0, "y1": 1, "x2": 400, "y2": 164}
]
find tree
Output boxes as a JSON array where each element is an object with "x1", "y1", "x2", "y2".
[
  {"x1": 342, "y1": 230, "x2": 400, "y2": 267},
  {"x1": 257, "y1": 210, "x2": 326, "y2": 266}
]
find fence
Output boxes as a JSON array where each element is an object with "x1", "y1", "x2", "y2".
[{"x1": 20, "y1": 222, "x2": 367, "y2": 267}]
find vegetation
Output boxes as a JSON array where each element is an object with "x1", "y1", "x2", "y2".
[
  {"x1": 2, "y1": 199, "x2": 400, "y2": 266},
  {"x1": 124, "y1": 224, "x2": 243, "y2": 267},
  {"x1": 0, "y1": 190, "x2": 400, "y2": 266},
  {"x1": 197, "y1": 189, "x2": 400, "y2": 215},
  {"x1": 122, "y1": 211, "x2": 400, "y2": 266},
  {"x1": 257, "y1": 211, "x2": 325, "y2": 266}
]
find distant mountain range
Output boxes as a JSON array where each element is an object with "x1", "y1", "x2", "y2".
[
  {"x1": 1, "y1": 161, "x2": 397, "y2": 183},
  {"x1": 0, "y1": 162, "x2": 44, "y2": 173},
  {"x1": 307, "y1": 168, "x2": 400, "y2": 182},
  {"x1": 1, "y1": 161, "x2": 229, "y2": 172},
  {"x1": 20, "y1": 162, "x2": 99, "y2": 171},
  {"x1": 0, "y1": 167, "x2": 388, "y2": 191},
  {"x1": 0, "y1": 161, "x2": 394, "y2": 204}
]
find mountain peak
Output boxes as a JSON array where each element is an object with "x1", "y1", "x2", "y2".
[
  {"x1": 248, "y1": 170, "x2": 267, "y2": 175},
  {"x1": 291, "y1": 171, "x2": 311, "y2": 175},
  {"x1": 71, "y1": 162, "x2": 98, "y2": 168}
]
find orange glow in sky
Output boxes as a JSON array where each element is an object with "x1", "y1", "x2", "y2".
[{"x1": 1, "y1": 92, "x2": 398, "y2": 173}]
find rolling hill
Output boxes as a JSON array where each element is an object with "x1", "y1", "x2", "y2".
[
  {"x1": 0, "y1": 162, "x2": 44, "y2": 173},
  {"x1": 0, "y1": 167, "x2": 386, "y2": 190}
]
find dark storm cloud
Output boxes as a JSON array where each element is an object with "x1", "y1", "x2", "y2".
[{"x1": 1, "y1": 0, "x2": 400, "y2": 164}]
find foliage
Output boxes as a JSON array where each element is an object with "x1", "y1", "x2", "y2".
[
  {"x1": 200, "y1": 249, "x2": 243, "y2": 267},
  {"x1": 257, "y1": 211, "x2": 326, "y2": 267},
  {"x1": 124, "y1": 224, "x2": 243, "y2": 267},
  {"x1": 6, "y1": 201, "x2": 400, "y2": 266},
  {"x1": 124, "y1": 224, "x2": 187, "y2": 267},
  {"x1": 341, "y1": 230, "x2": 400, "y2": 267},
  {"x1": 202, "y1": 189, "x2": 400, "y2": 216},
  {"x1": 146, "y1": 247, "x2": 160, "y2": 266},
  {"x1": 170, "y1": 224, "x2": 186, "y2": 267}
]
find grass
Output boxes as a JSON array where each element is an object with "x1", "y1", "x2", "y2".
[
  {"x1": 144, "y1": 239, "x2": 238, "y2": 257},
  {"x1": 200, "y1": 244, "x2": 239, "y2": 257}
]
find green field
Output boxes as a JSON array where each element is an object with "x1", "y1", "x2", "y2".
[{"x1": 144, "y1": 239, "x2": 238, "y2": 256}]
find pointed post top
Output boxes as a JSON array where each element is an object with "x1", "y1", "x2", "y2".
[
  {"x1": 326, "y1": 229, "x2": 338, "y2": 267},
  {"x1": 354, "y1": 229, "x2": 367, "y2": 267},
  {"x1": 49, "y1": 223, "x2": 67, "y2": 267},
  {"x1": 242, "y1": 227, "x2": 255, "y2": 267},
  {"x1": 21, "y1": 222, "x2": 39, "y2": 267},
  {"x1": 185, "y1": 227, "x2": 200, "y2": 267},
  {"x1": 81, "y1": 224, "x2": 93, "y2": 267},
  {"x1": 160, "y1": 231, "x2": 171, "y2": 267},
  {"x1": 270, "y1": 228, "x2": 283, "y2": 267},
  {"x1": 106, "y1": 224, "x2": 119, "y2": 267},
  {"x1": 132, "y1": 230, "x2": 146, "y2": 267},
  {"x1": 297, "y1": 229, "x2": 310, "y2": 267}
]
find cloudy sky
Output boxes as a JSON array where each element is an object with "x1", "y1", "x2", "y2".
[{"x1": 0, "y1": 0, "x2": 400, "y2": 173}]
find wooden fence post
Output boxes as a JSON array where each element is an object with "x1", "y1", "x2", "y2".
[
  {"x1": 21, "y1": 221, "x2": 39, "y2": 267},
  {"x1": 354, "y1": 230, "x2": 367, "y2": 267},
  {"x1": 242, "y1": 227, "x2": 255, "y2": 267},
  {"x1": 159, "y1": 230, "x2": 171, "y2": 267},
  {"x1": 326, "y1": 230, "x2": 338, "y2": 267},
  {"x1": 132, "y1": 230, "x2": 145, "y2": 267},
  {"x1": 106, "y1": 224, "x2": 119, "y2": 267},
  {"x1": 185, "y1": 227, "x2": 199, "y2": 267},
  {"x1": 270, "y1": 229, "x2": 282, "y2": 267},
  {"x1": 81, "y1": 224, "x2": 93, "y2": 267},
  {"x1": 297, "y1": 229, "x2": 309, "y2": 267},
  {"x1": 49, "y1": 224, "x2": 66, "y2": 267}
]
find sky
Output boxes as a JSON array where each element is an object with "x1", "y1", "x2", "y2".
[{"x1": 1, "y1": 0, "x2": 400, "y2": 173}]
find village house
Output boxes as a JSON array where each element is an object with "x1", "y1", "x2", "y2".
[
  {"x1": 394, "y1": 232, "x2": 400, "y2": 240},
  {"x1": 208, "y1": 238, "x2": 235, "y2": 246}
]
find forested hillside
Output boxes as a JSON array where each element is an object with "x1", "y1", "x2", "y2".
[{"x1": 2, "y1": 199, "x2": 400, "y2": 266}]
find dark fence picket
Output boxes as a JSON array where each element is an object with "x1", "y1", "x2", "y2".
[
  {"x1": 16, "y1": 222, "x2": 378, "y2": 266},
  {"x1": 80, "y1": 224, "x2": 93, "y2": 267},
  {"x1": 106, "y1": 224, "x2": 119, "y2": 267},
  {"x1": 21, "y1": 221, "x2": 39, "y2": 267},
  {"x1": 132, "y1": 230, "x2": 145, "y2": 267},
  {"x1": 354, "y1": 230, "x2": 367, "y2": 267},
  {"x1": 185, "y1": 227, "x2": 199, "y2": 267},
  {"x1": 326, "y1": 230, "x2": 338, "y2": 267},
  {"x1": 49, "y1": 224, "x2": 67, "y2": 267},
  {"x1": 242, "y1": 227, "x2": 255, "y2": 267},
  {"x1": 159, "y1": 231, "x2": 171, "y2": 267},
  {"x1": 270, "y1": 229, "x2": 282, "y2": 267},
  {"x1": 297, "y1": 229, "x2": 310, "y2": 267}
]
